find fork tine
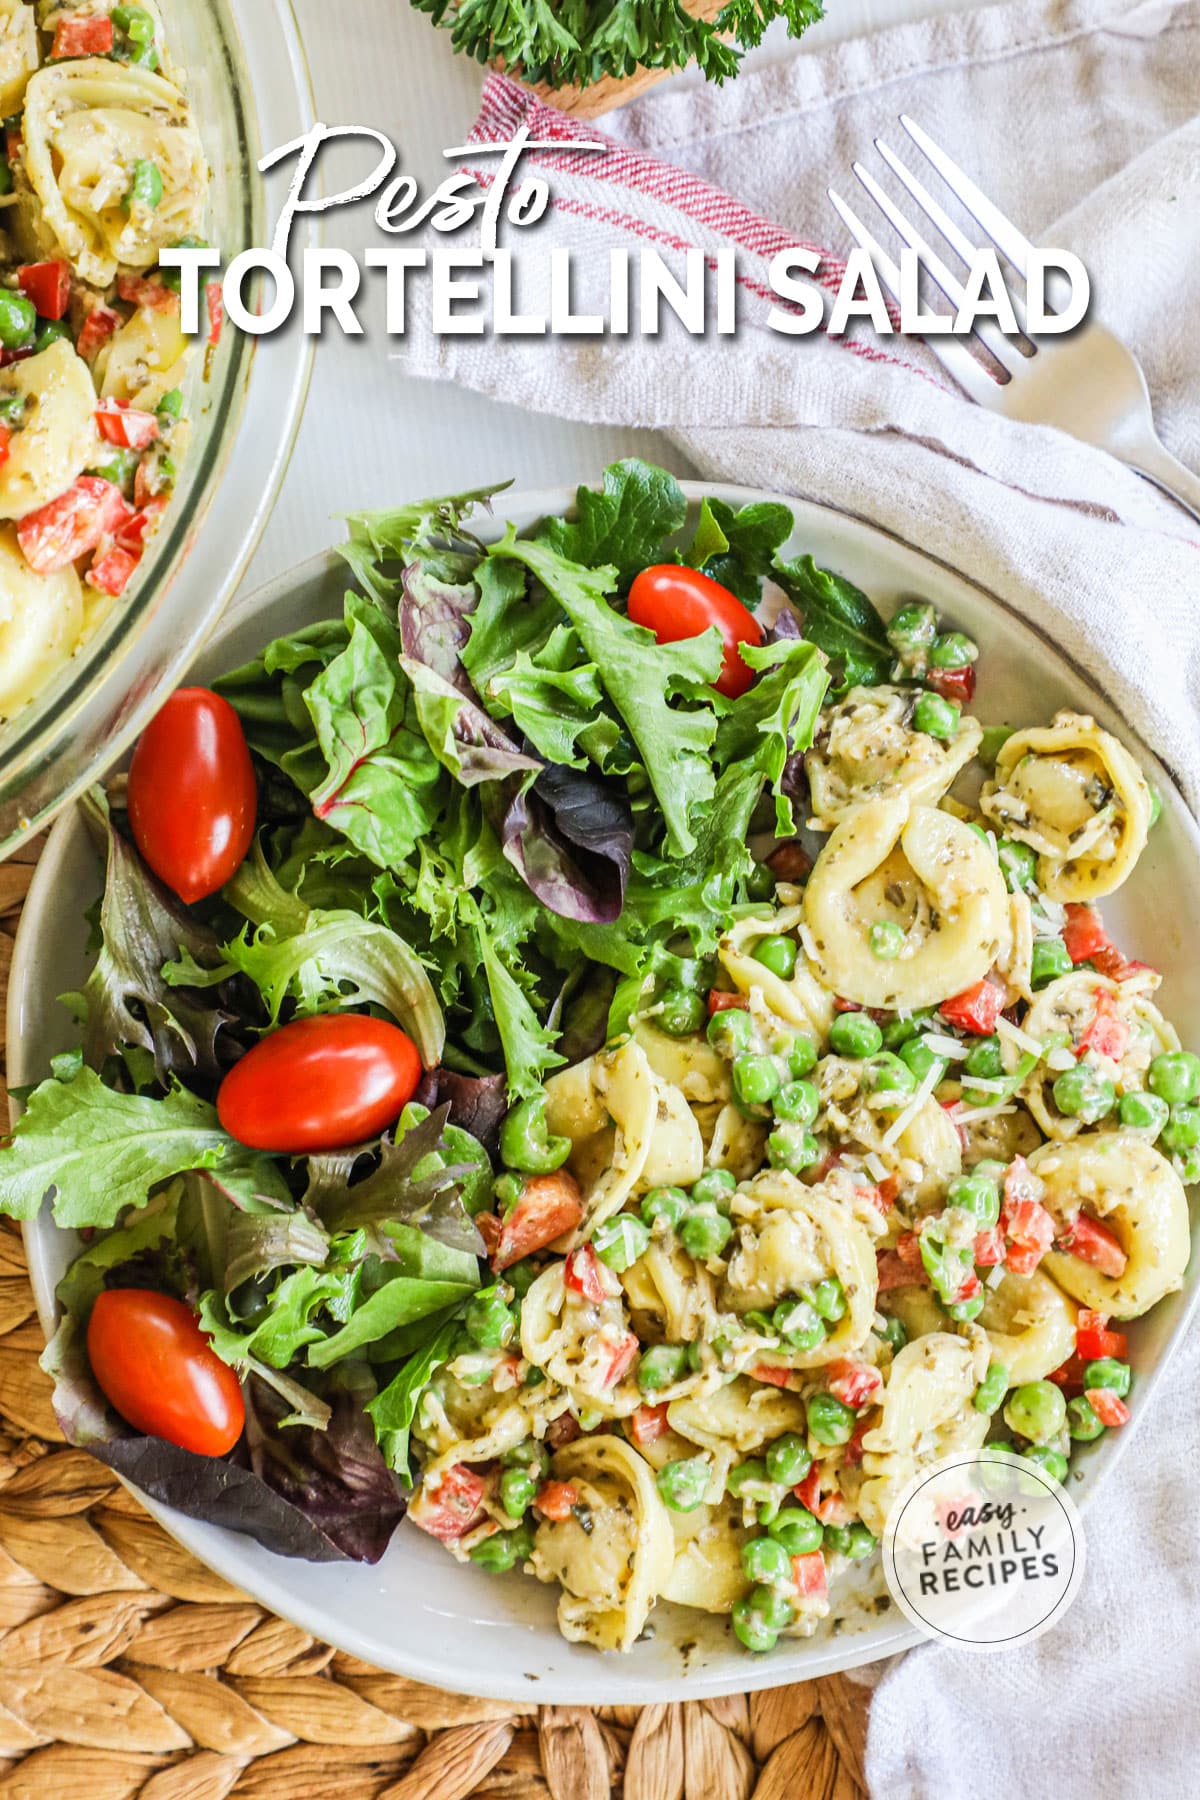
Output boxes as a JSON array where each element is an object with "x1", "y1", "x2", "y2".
[
  {"x1": 870, "y1": 141, "x2": 1030, "y2": 344},
  {"x1": 899, "y1": 114, "x2": 1034, "y2": 278},
  {"x1": 826, "y1": 185, "x2": 999, "y2": 406}
]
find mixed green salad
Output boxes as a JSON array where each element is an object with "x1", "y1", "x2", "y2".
[{"x1": 0, "y1": 459, "x2": 888, "y2": 1561}]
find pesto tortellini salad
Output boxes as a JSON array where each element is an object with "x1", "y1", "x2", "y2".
[
  {"x1": 0, "y1": 465, "x2": 1192, "y2": 1662},
  {"x1": 0, "y1": 1, "x2": 211, "y2": 721}
]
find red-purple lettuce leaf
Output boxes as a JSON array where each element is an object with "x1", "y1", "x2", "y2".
[{"x1": 498, "y1": 763, "x2": 632, "y2": 924}]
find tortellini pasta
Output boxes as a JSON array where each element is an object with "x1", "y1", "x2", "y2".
[
  {"x1": 531, "y1": 1436, "x2": 675, "y2": 1651},
  {"x1": 980, "y1": 711, "x2": 1153, "y2": 900},
  {"x1": 20, "y1": 60, "x2": 206, "y2": 286},
  {"x1": 803, "y1": 798, "x2": 1009, "y2": 1009},
  {"x1": 976, "y1": 1269, "x2": 1078, "y2": 1384},
  {"x1": 519, "y1": 1264, "x2": 641, "y2": 1416},
  {"x1": 1033, "y1": 1133, "x2": 1190, "y2": 1319},
  {"x1": 0, "y1": 522, "x2": 83, "y2": 717},
  {"x1": 0, "y1": 0, "x2": 37, "y2": 119},
  {"x1": 543, "y1": 1040, "x2": 661, "y2": 1235},
  {"x1": 718, "y1": 905, "x2": 835, "y2": 1041},
  {"x1": 98, "y1": 302, "x2": 190, "y2": 407},
  {"x1": 806, "y1": 684, "x2": 982, "y2": 828},
  {"x1": 1023, "y1": 971, "x2": 1177, "y2": 1141},
  {"x1": 0, "y1": 338, "x2": 99, "y2": 521},
  {"x1": 857, "y1": 1330, "x2": 991, "y2": 1538}
]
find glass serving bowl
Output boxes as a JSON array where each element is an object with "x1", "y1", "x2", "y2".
[{"x1": 0, "y1": 0, "x2": 316, "y2": 858}]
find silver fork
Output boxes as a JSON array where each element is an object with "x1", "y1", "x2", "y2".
[{"x1": 828, "y1": 116, "x2": 1200, "y2": 525}]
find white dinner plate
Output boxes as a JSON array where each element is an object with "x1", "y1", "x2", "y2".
[{"x1": 9, "y1": 485, "x2": 1200, "y2": 1702}]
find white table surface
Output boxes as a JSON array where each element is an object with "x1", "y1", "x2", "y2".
[{"x1": 246, "y1": 0, "x2": 986, "y2": 592}]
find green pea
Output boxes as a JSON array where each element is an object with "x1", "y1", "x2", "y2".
[
  {"x1": 773, "y1": 1079, "x2": 818, "y2": 1126},
  {"x1": 126, "y1": 159, "x2": 164, "y2": 211},
  {"x1": 592, "y1": 1214, "x2": 651, "y2": 1274},
  {"x1": 824, "y1": 1521, "x2": 877, "y2": 1560},
  {"x1": 0, "y1": 394, "x2": 24, "y2": 427},
  {"x1": 114, "y1": 4, "x2": 156, "y2": 40},
  {"x1": 1003, "y1": 1380, "x2": 1066, "y2": 1444},
  {"x1": 899, "y1": 1037, "x2": 949, "y2": 1085},
  {"x1": 964, "y1": 1036, "x2": 1004, "y2": 1080},
  {"x1": 691, "y1": 1167, "x2": 736, "y2": 1211},
  {"x1": 998, "y1": 837, "x2": 1038, "y2": 893},
  {"x1": 772, "y1": 1297, "x2": 825, "y2": 1352},
  {"x1": 830, "y1": 1012, "x2": 884, "y2": 1058},
  {"x1": 0, "y1": 156, "x2": 10, "y2": 199},
  {"x1": 768, "y1": 1505, "x2": 823, "y2": 1555},
  {"x1": 764, "y1": 1432, "x2": 812, "y2": 1486},
  {"x1": 929, "y1": 630, "x2": 978, "y2": 669},
  {"x1": 973, "y1": 1361, "x2": 1010, "y2": 1414},
  {"x1": 1052, "y1": 1066, "x2": 1116, "y2": 1124},
  {"x1": 124, "y1": 37, "x2": 160, "y2": 66},
  {"x1": 946, "y1": 1171, "x2": 1001, "y2": 1227},
  {"x1": 500, "y1": 1467, "x2": 538, "y2": 1518},
  {"x1": 767, "y1": 1124, "x2": 821, "y2": 1175},
  {"x1": 1022, "y1": 1445, "x2": 1069, "y2": 1484},
  {"x1": 501, "y1": 1438, "x2": 550, "y2": 1477},
  {"x1": 89, "y1": 447, "x2": 139, "y2": 492},
  {"x1": 811, "y1": 1276, "x2": 846, "y2": 1322},
  {"x1": 733, "y1": 1052, "x2": 781, "y2": 1108},
  {"x1": 642, "y1": 1186, "x2": 691, "y2": 1229},
  {"x1": 1118, "y1": 1090, "x2": 1169, "y2": 1136},
  {"x1": 470, "y1": 1529, "x2": 530, "y2": 1572},
  {"x1": 875, "y1": 1314, "x2": 907, "y2": 1352},
  {"x1": 34, "y1": 319, "x2": 70, "y2": 353},
  {"x1": 638, "y1": 1344, "x2": 689, "y2": 1392},
  {"x1": 157, "y1": 234, "x2": 208, "y2": 292},
  {"x1": 156, "y1": 387, "x2": 184, "y2": 421},
  {"x1": 1031, "y1": 938, "x2": 1073, "y2": 989},
  {"x1": 465, "y1": 1287, "x2": 516, "y2": 1351},
  {"x1": 523, "y1": 1365, "x2": 546, "y2": 1388},
  {"x1": 1162, "y1": 1104, "x2": 1200, "y2": 1153},
  {"x1": 656, "y1": 1455, "x2": 711, "y2": 1512},
  {"x1": 745, "y1": 860, "x2": 776, "y2": 902},
  {"x1": 500, "y1": 1094, "x2": 571, "y2": 1174},
  {"x1": 1149, "y1": 786, "x2": 1162, "y2": 827},
  {"x1": 679, "y1": 1206, "x2": 733, "y2": 1261},
  {"x1": 880, "y1": 1010, "x2": 930, "y2": 1050},
  {"x1": 913, "y1": 690, "x2": 960, "y2": 740},
  {"x1": 658, "y1": 984, "x2": 706, "y2": 1037},
  {"x1": 886, "y1": 600, "x2": 937, "y2": 655},
  {"x1": 741, "y1": 1535, "x2": 792, "y2": 1585},
  {"x1": 727, "y1": 1457, "x2": 771, "y2": 1499},
  {"x1": 787, "y1": 1035, "x2": 819, "y2": 1078},
  {"x1": 754, "y1": 934, "x2": 797, "y2": 981},
  {"x1": 807, "y1": 1391, "x2": 856, "y2": 1446},
  {"x1": 863, "y1": 1052, "x2": 918, "y2": 1099},
  {"x1": 1084, "y1": 1357, "x2": 1130, "y2": 1396},
  {"x1": 506, "y1": 1258, "x2": 538, "y2": 1299},
  {"x1": 1066, "y1": 1396, "x2": 1105, "y2": 1441},
  {"x1": 869, "y1": 920, "x2": 905, "y2": 960},
  {"x1": 732, "y1": 1594, "x2": 779, "y2": 1653},
  {"x1": 947, "y1": 1294, "x2": 984, "y2": 1322},
  {"x1": 1148, "y1": 1051, "x2": 1200, "y2": 1105},
  {"x1": 1174, "y1": 1145, "x2": 1200, "y2": 1183},
  {"x1": 708, "y1": 1006, "x2": 755, "y2": 1056},
  {"x1": 0, "y1": 289, "x2": 35, "y2": 351}
]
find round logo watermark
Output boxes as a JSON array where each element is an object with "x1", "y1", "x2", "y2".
[{"x1": 882, "y1": 1449, "x2": 1085, "y2": 1652}]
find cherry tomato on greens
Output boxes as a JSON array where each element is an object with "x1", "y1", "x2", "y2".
[
  {"x1": 217, "y1": 1013, "x2": 423, "y2": 1154},
  {"x1": 87, "y1": 1289, "x2": 245, "y2": 1456},
  {"x1": 127, "y1": 687, "x2": 256, "y2": 904},
  {"x1": 627, "y1": 565, "x2": 763, "y2": 699}
]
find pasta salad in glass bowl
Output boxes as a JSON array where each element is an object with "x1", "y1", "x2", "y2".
[{"x1": 7, "y1": 468, "x2": 1198, "y2": 1699}]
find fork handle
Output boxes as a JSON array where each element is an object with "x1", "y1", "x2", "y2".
[{"x1": 1124, "y1": 441, "x2": 1200, "y2": 528}]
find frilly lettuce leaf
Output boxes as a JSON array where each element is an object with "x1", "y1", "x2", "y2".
[
  {"x1": 539, "y1": 459, "x2": 687, "y2": 585},
  {"x1": 773, "y1": 553, "x2": 890, "y2": 693}
]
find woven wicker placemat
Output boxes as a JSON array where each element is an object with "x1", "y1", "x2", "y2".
[{"x1": 0, "y1": 839, "x2": 872, "y2": 1800}]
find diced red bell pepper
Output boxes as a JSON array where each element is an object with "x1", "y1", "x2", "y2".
[
  {"x1": 1047, "y1": 1354, "x2": 1087, "y2": 1394},
  {"x1": 952, "y1": 1271, "x2": 983, "y2": 1305},
  {"x1": 628, "y1": 1402, "x2": 670, "y2": 1447},
  {"x1": 17, "y1": 262, "x2": 70, "y2": 321},
  {"x1": 927, "y1": 664, "x2": 976, "y2": 706},
  {"x1": 833, "y1": 997, "x2": 863, "y2": 1013},
  {"x1": 1076, "y1": 988, "x2": 1128, "y2": 1065},
  {"x1": 707, "y1": 988, "x2": 748, "y2": 1015},
  {"x1": 1001, "y1": 1163, "x2": 1056, "y2": 1275},
  {"x1": 88, "y1": 544, "x2": 139, "y2": 597},
  {"x1": 876, "y1": 1250, "x2": 924, "y2": 1291},
  {"x1": 116, "y1": 497, "x2": 167, "y2": 555},
  {"x1": 1093, "y1": 944, "x2": 1156, "y2": 983},
  {"x1": 1056, "y1": 1211, "x2": 1128, "y2": 1279},
  {"x1": 598, "y1": 1330, "x2": 639, "y2": 1389},
  {"x1": 492, "y1": 1171, "x2": 583, "y2": 1271},
  {"x1": 17, "y1": 477, "x2": 132, "y2": 575},
  {"x1": 96, "y1": 402, "x2": 159, "y2": 451},
  {"x1": 206, "y1": 281, "x2": 224, "y2": 347},
  {"x1": 1075, "y1": 1310, "x2": 1127, "y2": 1362},
  {"x1": 793, "y1": 1465, "x2": 851, "y2": 1525},
  {"x1": 751, "y1": 1361, "x2": 795, "y2": 1389},
  {"x1": 842, "y1": 1419, "x2": 869, "y2": 1468},
  {"x1": 0, "y1": 422, "x2": 9, "y2": 470},
  {"x1": 940, "y1": 975, "x2": 1004, "y2": 1036},
  {"x1": 116, "y1": 273, "x2": 181, "y2": 313},
  {"x1": 825, "y1": 1359, "x2": 883, "y2": 1409},
  {"x1": 1062, "y1": 904, "x2": 1111, "y2": 966},
  {"x1": 1085, "y1": 1388, "x2": 1130, "y2": 1428},
  {"x1": 4, "y1": 125, "x2": 19, "y2": 161},
  {"x1": 535, "y1": 1480, "x2": 579, "y2": 1522},
  {"x1": 791, "y1": 1550, "x2": 828, "y2": 1600},
  {"x1": 564, "y1": 1245, "x2": 607, "y2": 1304},
  {"x1": 974, "y1": 1225, "x2": 1006, "y2": 1267},
  {"x1": 51, "y1": 16, "x2": 113, "y2": 57},
  {"x1": 408, "y1": 1463, "x2": 486, "y2": 1543},
  {"x1": 475, "y1": 1212, "x2": 501, "y2": 1256},
  {"x1": 77, "y1": 305, "x2": 121, "y2": 361},
  {"x1": 896, "y1": 1230, "x2": 924, "y2": 1267},
  {"x1": 874, "y1": 1174, "x2": 901, "y2": 1213},
  {"x1": 767, "y1": 842, "x2": 812, "y2": 884}
]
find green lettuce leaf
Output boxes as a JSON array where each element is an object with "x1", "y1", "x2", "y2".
[
  {"x1": 367, "y1": 1316, "x2": 459, "y2": 1482},
  {"x1": 460, "y1": 557, "x2": 558, "y2": 694},
  {"x1": 715, "y1": 638, "x2": 829, "y2": 832},
  {"x1": 539, "y1": 459, "x2": 687, "y2": 585},
  {"x1": 773, "y1": 554, "x2": 890, "y2": 692},
  {"x1": 484, "y1": 627, "x2": 605, "y2": 769},
  {"x1": 686, "y1": 497, "x2": 796, "y2": 604}
]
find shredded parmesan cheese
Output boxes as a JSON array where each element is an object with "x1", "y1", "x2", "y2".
[
  {"x1": 881, "y1": 1059, "x2": 944, "y2": 1149},
  {"x1": 997, "y1": 1015, "x2": 1043, "y2": 1058},
  {"x1": 921, "y1": 1032, "x2": 968, "y2": 1060},
  {"x1": 953, "y1": 1101, "x2": 1018, "y2": 1124}
]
